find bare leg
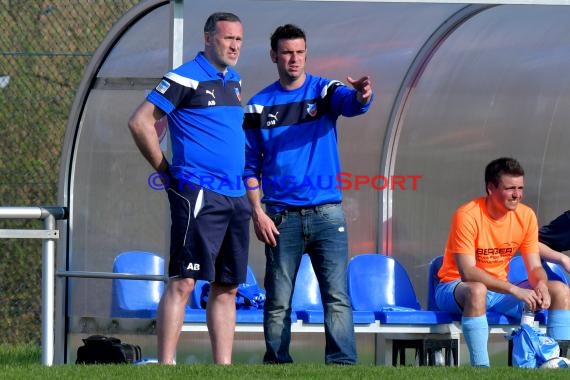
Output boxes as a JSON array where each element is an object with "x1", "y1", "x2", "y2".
[
  {"x1": 206, "y1": 282, "x2": 238, "y2": 364},
  {"x1": 157, "y1": 277, "x2": 195, "y2": 364},
  {"x1": 455, "y1": 282, "x2": 487, "y2": 316},
  {"x1": 548, "y1": 280, "x2": 570, "y2": 310}
]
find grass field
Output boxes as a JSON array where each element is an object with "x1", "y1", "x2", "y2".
[{"x1": 1, "y1": 344, "x2": 569, "y2": 379}]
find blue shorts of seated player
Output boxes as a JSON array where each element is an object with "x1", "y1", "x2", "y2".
[{"x1": 435, "y1": 279, "x2": 531, "y2": 317}]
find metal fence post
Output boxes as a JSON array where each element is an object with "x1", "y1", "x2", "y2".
[
  {"x1": 0, "y1": 206, "x2": 66, "y2": 366},
  {"x1": 41, "y1": 213, "x2": 56, "y2": 366}
]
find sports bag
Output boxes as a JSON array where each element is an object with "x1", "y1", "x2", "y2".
[
  {"x1": 76, "y1": 335, "x2": 142, "y2": 364},
  {"x1": 508, "y1": 324, "x2": 560, "y2": 368}
]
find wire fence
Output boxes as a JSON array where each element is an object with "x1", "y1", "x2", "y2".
[{"x1": 0, "y1": 0, "x2": 141, "y2": 345}]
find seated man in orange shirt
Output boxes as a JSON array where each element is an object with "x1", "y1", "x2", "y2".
[{"x1": 436, "y1": 157, "x2": 570, "y2": 367}]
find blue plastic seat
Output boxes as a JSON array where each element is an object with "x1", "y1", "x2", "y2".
[
  {"x1": 507, "y1": 255, "x2": 528, "y2": 284},
  {"x1": 508, "y1": 254, "x2": 568, "y2": 285},
  {"x1": 110, "y1": 251, "x2": 205, "y2": 322},
  {"x1": 348, "y1": 253, "x2": 456, "y2": 366},
  {"x1": 246, "y1": 266, "x2": 258, "y2": 287},
  {"x1": 291, "y1": 254, "x2": 324, "y2": 323},
  {"x1": 111, "y1": 251, "x2": 165, "y2": 318},
  {"x1": 349, "y1": 254, "x2": 453, "y2": 324},
  {"x1": 544, "y1": 260, "x2": 569, "y2": 284},
  {"x1": 427, "y1": 255, "x2": 444, "y2": 312}
]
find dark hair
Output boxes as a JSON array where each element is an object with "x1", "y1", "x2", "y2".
[
  {"x1": 204, "y1": 12, "x2": 241, "y2": 34},
  {"x1": 484, "y1": 157, "x2": 525, "y2": 190},
  {"x1": 270, "y1": 24, "x2": 306, "y2": 52}
]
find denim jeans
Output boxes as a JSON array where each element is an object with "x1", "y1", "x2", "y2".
[{"x1": 263, "y1": 203, "x2": 357, "y2": 364}]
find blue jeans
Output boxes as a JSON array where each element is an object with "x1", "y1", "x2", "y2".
[{"x1": 262, "y1": 203, "x2": 357, "y2": 364}]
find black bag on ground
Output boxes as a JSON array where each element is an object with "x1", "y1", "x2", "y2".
[{"x1": 76, "y1": 335, "x2": 142, "y2": 364}]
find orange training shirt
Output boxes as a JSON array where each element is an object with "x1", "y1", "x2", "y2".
[{"x1": 438, "y1": 197, "x2": 539, "y2": 283}]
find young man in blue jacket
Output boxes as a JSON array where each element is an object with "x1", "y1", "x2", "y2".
[{"x1": 243, "y1": 24, "x2": 374, "y2": 365}]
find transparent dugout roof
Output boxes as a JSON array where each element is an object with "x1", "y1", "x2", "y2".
[{"x1": 59, "y1": 0, "x2": 570, "y2": 324}]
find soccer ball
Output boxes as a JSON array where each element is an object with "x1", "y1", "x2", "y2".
[{"x1": 540, "y1": 357, "x2": 570, "y2": 368}]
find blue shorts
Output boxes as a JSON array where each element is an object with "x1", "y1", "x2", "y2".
[
  {"x1": 166, "y1": 181, "x2": 251, "y2": 284},
  {"x1": 435, "y1": 279, "x2": 530, "y2": 318}
]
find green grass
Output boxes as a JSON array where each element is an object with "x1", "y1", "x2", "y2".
[{"x1": 1, "y1": 344, "x2": 569, "y2": 379}]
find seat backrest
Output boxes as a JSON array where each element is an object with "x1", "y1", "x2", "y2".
[
  {"x1": 544, "y1": 261, "x2": 569, "y2": 284},
  {"x1": 348, "y1": 253, "x2": 421, "y2": 311},
  {"x1": 111, "y1": 251, "x2": 164, "y2": 317},
  {"x1": 507, "y1": 255, "x2": 527, "y2": 283},
  {"x1": 245, "y1": 265, "x2": 258, "y2": 287},
  {"x1": 508, "y1": 254, "x2": 569, "y2": 285},
  {"x1": 292, "y1": 254, "x2": 323, "y2": 311},
  {"x1": 427, "y1": 255, "x2": 444, "y2": 311}
]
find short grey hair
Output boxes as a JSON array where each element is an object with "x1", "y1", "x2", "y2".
[{"x1": 204, "y1": 12, "x2": 241, "y2": 34}]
